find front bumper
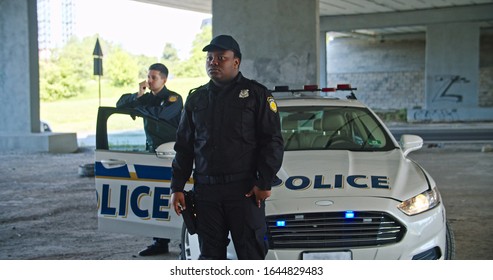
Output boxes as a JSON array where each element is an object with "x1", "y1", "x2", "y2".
[{"x1": 265, "y1": 196, "x2": 447, "y2": 260}]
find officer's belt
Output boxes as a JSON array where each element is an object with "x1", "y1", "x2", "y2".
[{"x1": 194, "y1": 172, "x2": 254, "y2": 185}]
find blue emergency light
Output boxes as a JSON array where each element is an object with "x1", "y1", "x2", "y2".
[
  {"x1": 276, "y1": 220, "x2": 286, "y2": 227},
  {"x1": 345, "y1": 211, "x2": 355, "y2": 219}
]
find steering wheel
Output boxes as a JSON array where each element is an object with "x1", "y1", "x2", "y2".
[{"x1": 326, "y1": 135, "x2": 354, "y2": 148}]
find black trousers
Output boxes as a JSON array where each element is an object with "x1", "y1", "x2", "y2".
[{"x1": 194, "y1": 180, "x2": 268, "y2": 260}]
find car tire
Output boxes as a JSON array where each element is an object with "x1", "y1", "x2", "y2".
[
  {"x1": 444, "y1": 220, "x2": 456, "y2": 260},
  {"x1": 180, "y1": 223, "x2": 191, "y2": 260}
]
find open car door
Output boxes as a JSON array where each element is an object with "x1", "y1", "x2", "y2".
[{"x1": 94, "y1": 107, "x2": 189, "y2": 240}]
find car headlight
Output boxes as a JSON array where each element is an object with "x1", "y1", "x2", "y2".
[{"x1": 398, "y1": 188, "x2": 440, "y2": 216}]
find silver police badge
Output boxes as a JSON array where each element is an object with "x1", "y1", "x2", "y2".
[{"x1": 239, "y1": 89, "x2": 249, "y2": 98}]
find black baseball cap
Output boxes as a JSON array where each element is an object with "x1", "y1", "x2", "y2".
[{"x1": 202, "y1": 35, "x2": 242, "y2": 59}]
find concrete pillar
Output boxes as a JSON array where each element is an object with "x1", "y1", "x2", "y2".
[
  {"x1": 0, "y1": 0, "x2": 77, "y2": 152},
  {"x1": 425, "y1": 22, "x2": 479, "y2": 109},
  {"x1": 211, "y1": 0, "x2": 320, "y2": 89},
  {"x1": 0, "y1": 0, "x2": 39, "y2": 133},
  {"x1": 409, "y1": 22, "x2": 493, "y2": 122},
  {"x1": 319, "y1": 31, "x2": 327, "y2": 88}
]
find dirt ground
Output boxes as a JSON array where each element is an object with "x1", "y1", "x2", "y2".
[{"x1": 0, "y1": 144, "x2": 492, "y2": 260}]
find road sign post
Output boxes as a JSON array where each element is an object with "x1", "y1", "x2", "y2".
[{"x1": 93, "y1": 38, "x2": 104, "y2": 107}]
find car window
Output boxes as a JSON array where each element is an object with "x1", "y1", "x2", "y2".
[
  {"x1": 97, "y1": 108, "x2": 178, "y2": 153},
  {"x1": 279, "y1": 106, "x2": 395, "y2": 151},
  {"x1": 106, "y1": 113, "x2": 147, "y2": 152}
]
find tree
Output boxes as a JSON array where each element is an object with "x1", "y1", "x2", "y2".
[
  {"x1": 39, "y1": 59, "x2": 77, "y2": 101},
  {"x1": 39, "y1": 30, "x2": 215, "y2": 101},
  {"x1": 39, "y1": 35, "x2": 148, "y2": 100},
  {"x1": 160, "y1": 43, "x2": 180, "y2": 77},
  {"x1": 173, "y1": 25, "x2": 212, "y2": 78},
  {"x1": 162, "y1": 43, "x2": 179, "y2": 62},
  {"x1": 105, "y1": 46, "x2": 139, "y2": 87},
  {"x1": 135, "y1": 54, "x2": 158, "y2": 78},
  {"x1": 39, "y1": 36, "x2": 96, "y2": 100}
]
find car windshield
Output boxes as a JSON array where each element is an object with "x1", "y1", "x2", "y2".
[{"x1": 279, "y1": 106, "x2": 396, "y2": 151}]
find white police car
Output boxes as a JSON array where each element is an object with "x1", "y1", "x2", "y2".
[{"x1": 94, "y1": 85, "x2": 455, "y2": 260}]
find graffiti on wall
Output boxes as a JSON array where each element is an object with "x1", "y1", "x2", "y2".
[
  {"x1": 410, "y1": 75, "x2": 470, "y2": 121},
  {"x1": 411, "y1": 108, "x2": 459, "y2": 122},
  {"x1": 431, "y1": 75, "x2": 469, "y2": 103}
]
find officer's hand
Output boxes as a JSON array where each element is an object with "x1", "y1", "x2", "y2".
[
  {"x1": 171, "y1": 192, "x2": 186, "y2": 216},
  {"x1": 137, "y1": 80, "x2": 148, "y2": 97},
  {"x1": 245, "y1": 186, "x2": 271, "y2": 208}
]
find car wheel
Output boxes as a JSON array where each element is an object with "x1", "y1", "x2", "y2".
[
  {"x1": 444, "y1": 220, "x2": 456, "y2": 260},
  {"x1": 180, "y1": 223, "x2": 200, "y2": 260},
  {"x1": 180, "y1": 223, "x2": 189, "y2": 260}
]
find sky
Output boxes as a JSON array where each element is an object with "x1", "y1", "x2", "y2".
[{"x1": 75, "y1": 0, "x2": 211, "y2": 59}]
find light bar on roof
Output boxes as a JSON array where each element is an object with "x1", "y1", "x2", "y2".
[
  {"x1": 321, "y1": 87, "x2": 336, "y2": 92},
  {"x1": 337, "y1": 84, "x2": 357, "y2": 90},
  {"x1": 303, "y1": 85, "x2": 318, "y2": 91}
]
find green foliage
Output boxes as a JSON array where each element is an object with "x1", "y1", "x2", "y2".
[
  {"x1": 135, "y1": 55, "x2": 157, "y2": 78},
  {"x1": 39, "y1": 25, "x2": 212, "y2": 101},
  {"x1": 40, "y1": 77, "x2": 209, "y2": 134},
  {"x1": 39, "y1": 59, "x2": 72, "y2": 101},
  {"x1": 160, "y1": 43, "x2": 180, "y2": 78},
  {"x1": 105, "y1": 46, "x2": 139, "y2": 87},
  {"x1": 191, "y1": 25, "x2": 213, "y2": 56},
  {"x1": 39, "y1": 36, "x2": 97, "y2": 100},
  {"x1": 162, "y1": 43, "x2": 179, "y2": 62},
  {"x1": 173, "y1": 25, "x2": 212, "y2": 78}
]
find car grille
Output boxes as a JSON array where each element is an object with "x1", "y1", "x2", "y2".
[{"x1": 266, "y1": 211, "x2": 406, "y2": 249}]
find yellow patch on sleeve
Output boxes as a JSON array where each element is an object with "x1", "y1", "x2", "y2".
[
  {"x1": 168, "y1": 96, "x2": 178, "y2": 102},
  {"x1": 267, "y1": 97, "x2": 277, "y2": 113}
]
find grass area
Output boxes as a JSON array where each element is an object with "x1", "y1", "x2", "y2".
[{"x1": 40, "y1": 77, "x2": 209, "y2": 136}]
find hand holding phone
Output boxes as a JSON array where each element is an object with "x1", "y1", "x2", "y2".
[{"x1": 137, "y1": 80, "x2": 148, "y2": 97}]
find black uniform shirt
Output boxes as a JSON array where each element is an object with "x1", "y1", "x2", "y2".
[
  {"x1": 171, "y1": 72, "x2": 284, "y2": 192},
  {"x1": 116, "y1": 86, "x2": 183, "y2": 127},
  {"x1": 116, "y1": 86, "x2": 183, "y2": 150}
]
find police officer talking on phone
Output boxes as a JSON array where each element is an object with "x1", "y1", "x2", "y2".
[
  {"x1": 116, "y1": 63, "x2": 183, "y2": 257},
  {"x1": 170, "y1": 35, "x2": 284, "y2": 260},
  {"x1": 116, "y1": 63, "x2": 183, "y2": 151}
]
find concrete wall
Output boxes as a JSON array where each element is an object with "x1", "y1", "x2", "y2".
[
  {"x1": 425, "y1": 23, "x2": 479, "y2": 109},
  {"x1": 211, "y1": 0, "x2": 319, "y2": 89},
  {"x1": 326, "y1": 36, "x2": 426, "y2": 110},
  {"x1": 326, "y1": 32, "x2": 493, "y2": 113}
]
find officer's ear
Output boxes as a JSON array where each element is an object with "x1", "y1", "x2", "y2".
[
  {"x1": 233, "y1": 57, "x2": 241, "y2": 69},
  {"x1": 160, "y1": 73, "x2": 168, "y2": 84}
]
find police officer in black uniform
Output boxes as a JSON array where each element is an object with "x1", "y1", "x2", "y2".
[
  {"x1": 170, "y1": 35, "x2": 284, "y2": 260},
  {"x1": 116, "y1": 63, "x2": 183, "y2": 256},
  {"x1": 116, "y1": 63, "x2": 183, "y2": 151}
]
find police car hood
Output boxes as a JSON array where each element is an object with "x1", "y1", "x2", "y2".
[{"x1": 273, "y1": 149, "x2": 431, "y2": 202}]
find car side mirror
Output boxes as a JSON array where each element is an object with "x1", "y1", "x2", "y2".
[
  {"x1": 155, "y1": 142, "x2": 176, "y2": 159},
  {"x1": 400, "y1": 134, "x2": 423, "y2": 157}
]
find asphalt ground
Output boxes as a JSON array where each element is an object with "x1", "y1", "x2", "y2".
[{"x1": 0, "y1": 125, "x2": 492, "y2": 260}]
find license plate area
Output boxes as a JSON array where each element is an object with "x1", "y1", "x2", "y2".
[{"x1": 302, "y1": 251, "x2": 352, "y2": 260}]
